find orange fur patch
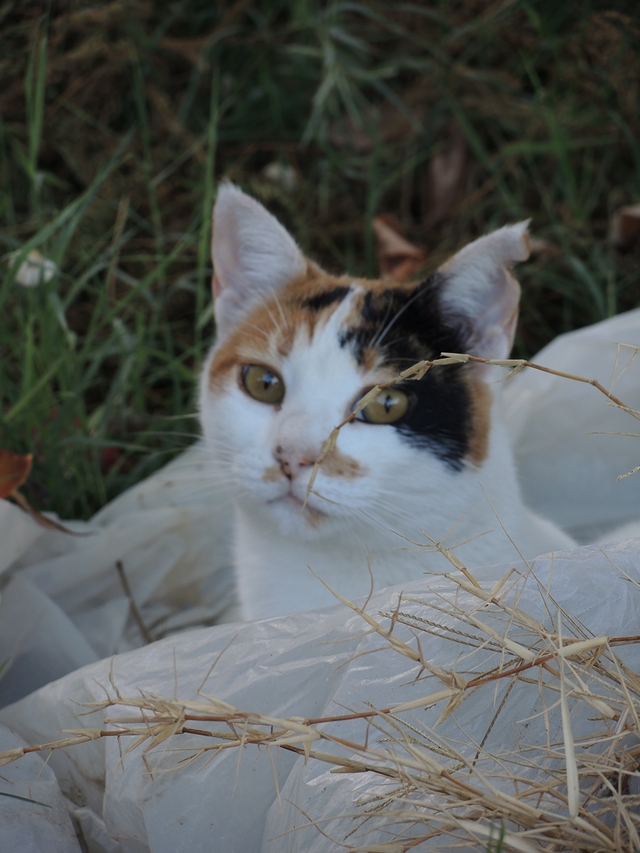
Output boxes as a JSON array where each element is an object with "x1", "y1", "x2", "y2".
[
  {"x1": 262, "y1": 465, "x2": 283, "y2": 483},
  {"x1": 262, "y1": 451, "x2": 365, "y2": 482},
  {"x1": 321, "y1": 447, "x2": 367, "y2": 479}
]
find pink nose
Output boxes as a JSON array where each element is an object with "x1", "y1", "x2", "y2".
[{"x1": 274, "y1": 445, "x2": 317, "y2": 481}]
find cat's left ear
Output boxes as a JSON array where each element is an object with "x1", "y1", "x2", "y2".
[
  {"x1": 437, "y1": 221, "x2": 530, "y2": 361},
  {"x1": 211, "y1": 183, "x2": 306, "y2": 336}
]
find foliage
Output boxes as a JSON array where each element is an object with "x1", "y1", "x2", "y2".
[{"x1": 1, "y1": 0, "x2": 639, "y2": 518}]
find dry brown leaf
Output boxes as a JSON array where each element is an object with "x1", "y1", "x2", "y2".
[
  {"x1": 528, "y1": 236, "x2": 561, "y2": 257},
  {"x1": 0, "y1": 449, "x2": 32, "y2": 498},
  {"x1": 328, "y1": 102, "x2": 424, "y2": 153},
  {"x1": 373, "y1": 214, "x2": 428, "y2": 283},
  {"x1": 0, "y1": 447, "x2": 85, "y2": 535},
  {"x1": 426, "y1": 120, "x2": 467, "y2": 226},
  {"x1": 327, "y1": 115, "x2": 373, "y2": 152},
  {"x1": 609, "y1": 203, "x2": 640, "y2": 250}
]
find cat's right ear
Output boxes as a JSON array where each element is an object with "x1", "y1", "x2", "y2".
[
  {"x1": 437, "y1": 221, "x2": 530, "y2": 362},
  {"x1": 211, "y1": 183, "x2": 306, "y2": 337}
]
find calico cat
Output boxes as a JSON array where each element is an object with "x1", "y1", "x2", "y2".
[{"x1": 199, "y1": 184, "x2": 574, "y2": 620}]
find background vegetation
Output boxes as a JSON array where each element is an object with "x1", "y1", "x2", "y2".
[{"x1": 1, "y1": 0, "x2": 639, "y2": 519}]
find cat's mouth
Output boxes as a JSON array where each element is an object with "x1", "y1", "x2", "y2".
[
  {"x1": 267, "y1": 489, "x2": 328, "y2": 522},
  {"x1": 268, "y1": 492, "x2": 303, "y2": 507}
]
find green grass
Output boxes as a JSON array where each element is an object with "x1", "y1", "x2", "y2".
[
  {"x1": 1, "y1": 0, "x2": 639, "y2": 518},
  {"x1": 486, "y1": 821, "x2": 506, "y2": 853}
]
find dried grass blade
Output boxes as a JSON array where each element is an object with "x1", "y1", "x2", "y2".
[{"x1": 557, "y1": 612, "x2": 579, "y2": 818}]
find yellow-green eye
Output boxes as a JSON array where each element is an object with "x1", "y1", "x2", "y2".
[
  {"x1": 241, "y1": 364, "x2": 285, "y2": 404},
  {"x1": 358, "y1": 387, "x2": 409, "y2": 424}
]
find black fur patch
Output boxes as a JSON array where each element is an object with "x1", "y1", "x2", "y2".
[
  {"x1": 302, "y1": 286, "x2": 351, "y2": 312},
  {"x1": 344, "y1": 275, "x2": 473, "y2": 470}
]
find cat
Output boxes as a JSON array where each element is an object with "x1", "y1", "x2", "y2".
[{"x1": 199, "y1": 184, "x2": 574, "y2": 621}]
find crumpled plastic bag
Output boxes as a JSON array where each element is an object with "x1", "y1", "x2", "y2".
[
  {"x1": 0, "y1": 444, "x2": 236, "y2": 707},
  {"x1": 0, "y1": 723, "x2": 82, "y2": 852},
  {"x1": 1, "y1": 540, "x2": 639, "y2": 852},
  {"x1": 503, "y1": 307, "x2": 640, "y2": 541}
]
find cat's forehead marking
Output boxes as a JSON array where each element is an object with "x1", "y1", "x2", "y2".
[
  {"x1": 301, "y1": 280, "x2": 361, "y2": 328},
  {"x1": 301, "y1": 285, "x2": 352, "y2": 313}
]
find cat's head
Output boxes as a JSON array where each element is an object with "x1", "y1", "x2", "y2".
[{"x1": 200, "y1": 184, "x2": 529, "y2": 540}]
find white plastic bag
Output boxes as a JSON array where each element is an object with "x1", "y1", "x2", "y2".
[
  {"x1": 0, "y1": 723, "x2": 82, "y2": 852},
  {"x1": 504, "y1": 308, "x2": 640, "y2": 540},
  {"x1": 0, "y1": 444, "x2": 235, "y2": 705},
  {"x1": 1, "y1": 540, "x2": 639, "y2": 852}
]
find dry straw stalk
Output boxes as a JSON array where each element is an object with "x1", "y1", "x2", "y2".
[{"x1": 2, "y1": 553, "x2": 640, "y2": 851}]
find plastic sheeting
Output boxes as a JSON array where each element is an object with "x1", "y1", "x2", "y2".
[
  {"x1": 1, "y1": 540, "x2": 640, "y2": 852},
  {"x1": 504, "y1": 308, "x2": 640, "y2": 541},
  {"x1": 0, "y1": 309, "x2": 639, "y2": 850},
  {"x1": 0, "y1": 724, "x2": 82, "y2": 852},
  {"x1": 0, "y1": 444, "x2": 236, "y2": 707}
]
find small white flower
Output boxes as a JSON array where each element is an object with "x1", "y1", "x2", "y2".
[
  {"x1": 9, "y1": 249, "x2": 58, "y2": 287},
  {"x1": 261, "y1": 162, "x2": 299, "y2": 192}
]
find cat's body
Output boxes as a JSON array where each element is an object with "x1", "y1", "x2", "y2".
[{"x1": 200, "y1": 185, "x2": 574, "y2": 621}]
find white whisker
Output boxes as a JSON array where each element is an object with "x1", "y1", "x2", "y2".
[{"x1": 272, "y1": 291, "x2": 288, "y2": 330}]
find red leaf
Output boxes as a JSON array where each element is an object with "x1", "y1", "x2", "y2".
[
  {"x1": 610, "y1": 203, "x2": 640, "y2": 250},
  {"x1": 101, "y1": 446, "x2": 123, "y2": 474},
  {"x1": 0, "y1": 449, "x2": 32, "y2": 499},
  {"x1": 373, "y1": 215, "x2": 428, "y2": 283},
  {"x1": 426, "y1": 120, "x2": 467, "y2": 226}
]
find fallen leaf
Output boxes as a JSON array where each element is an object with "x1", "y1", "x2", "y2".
[
  {"x1": 609, "y1": 203, "x2": 640, "y2": 250},
  {"x1": 528, "y1": 237, "x2": 562, "y2": 257},
  {"x1": 101, "y1": 446, "x2": 122, "y2": 474},
  {"x1": 425, "y1": 120, "x2": 467, "y2": 226},
  {"x1": 0, "y1": 449, "x2": 32, "y2": 498},
  {"x1": 329, "y1": 102, "x2": 424, "y2": 152},
  {"x1": 0, "y1": 447, "x2": 86, "y2": 535},
  {"x1": 328, "y1": 112, "x2": 376, "y2": 153},
  {"x1": 373, "y1": 215, "x2": 428, "y2": 282}
]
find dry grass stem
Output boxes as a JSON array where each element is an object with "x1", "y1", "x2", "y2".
[
  {"x1": 2, "y1": 555, "x2": 640, "y2": 850},
  {"x1": 115, "y1": 559, "x2": 153, "y2": 644}
]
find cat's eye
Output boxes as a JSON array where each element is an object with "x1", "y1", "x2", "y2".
[
  {"x1": 241, "y1": 364, "x2": 285, "y2": 404},
  {"x1": 357, "y1": 387, "x2": 409, "y2": 424}
]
